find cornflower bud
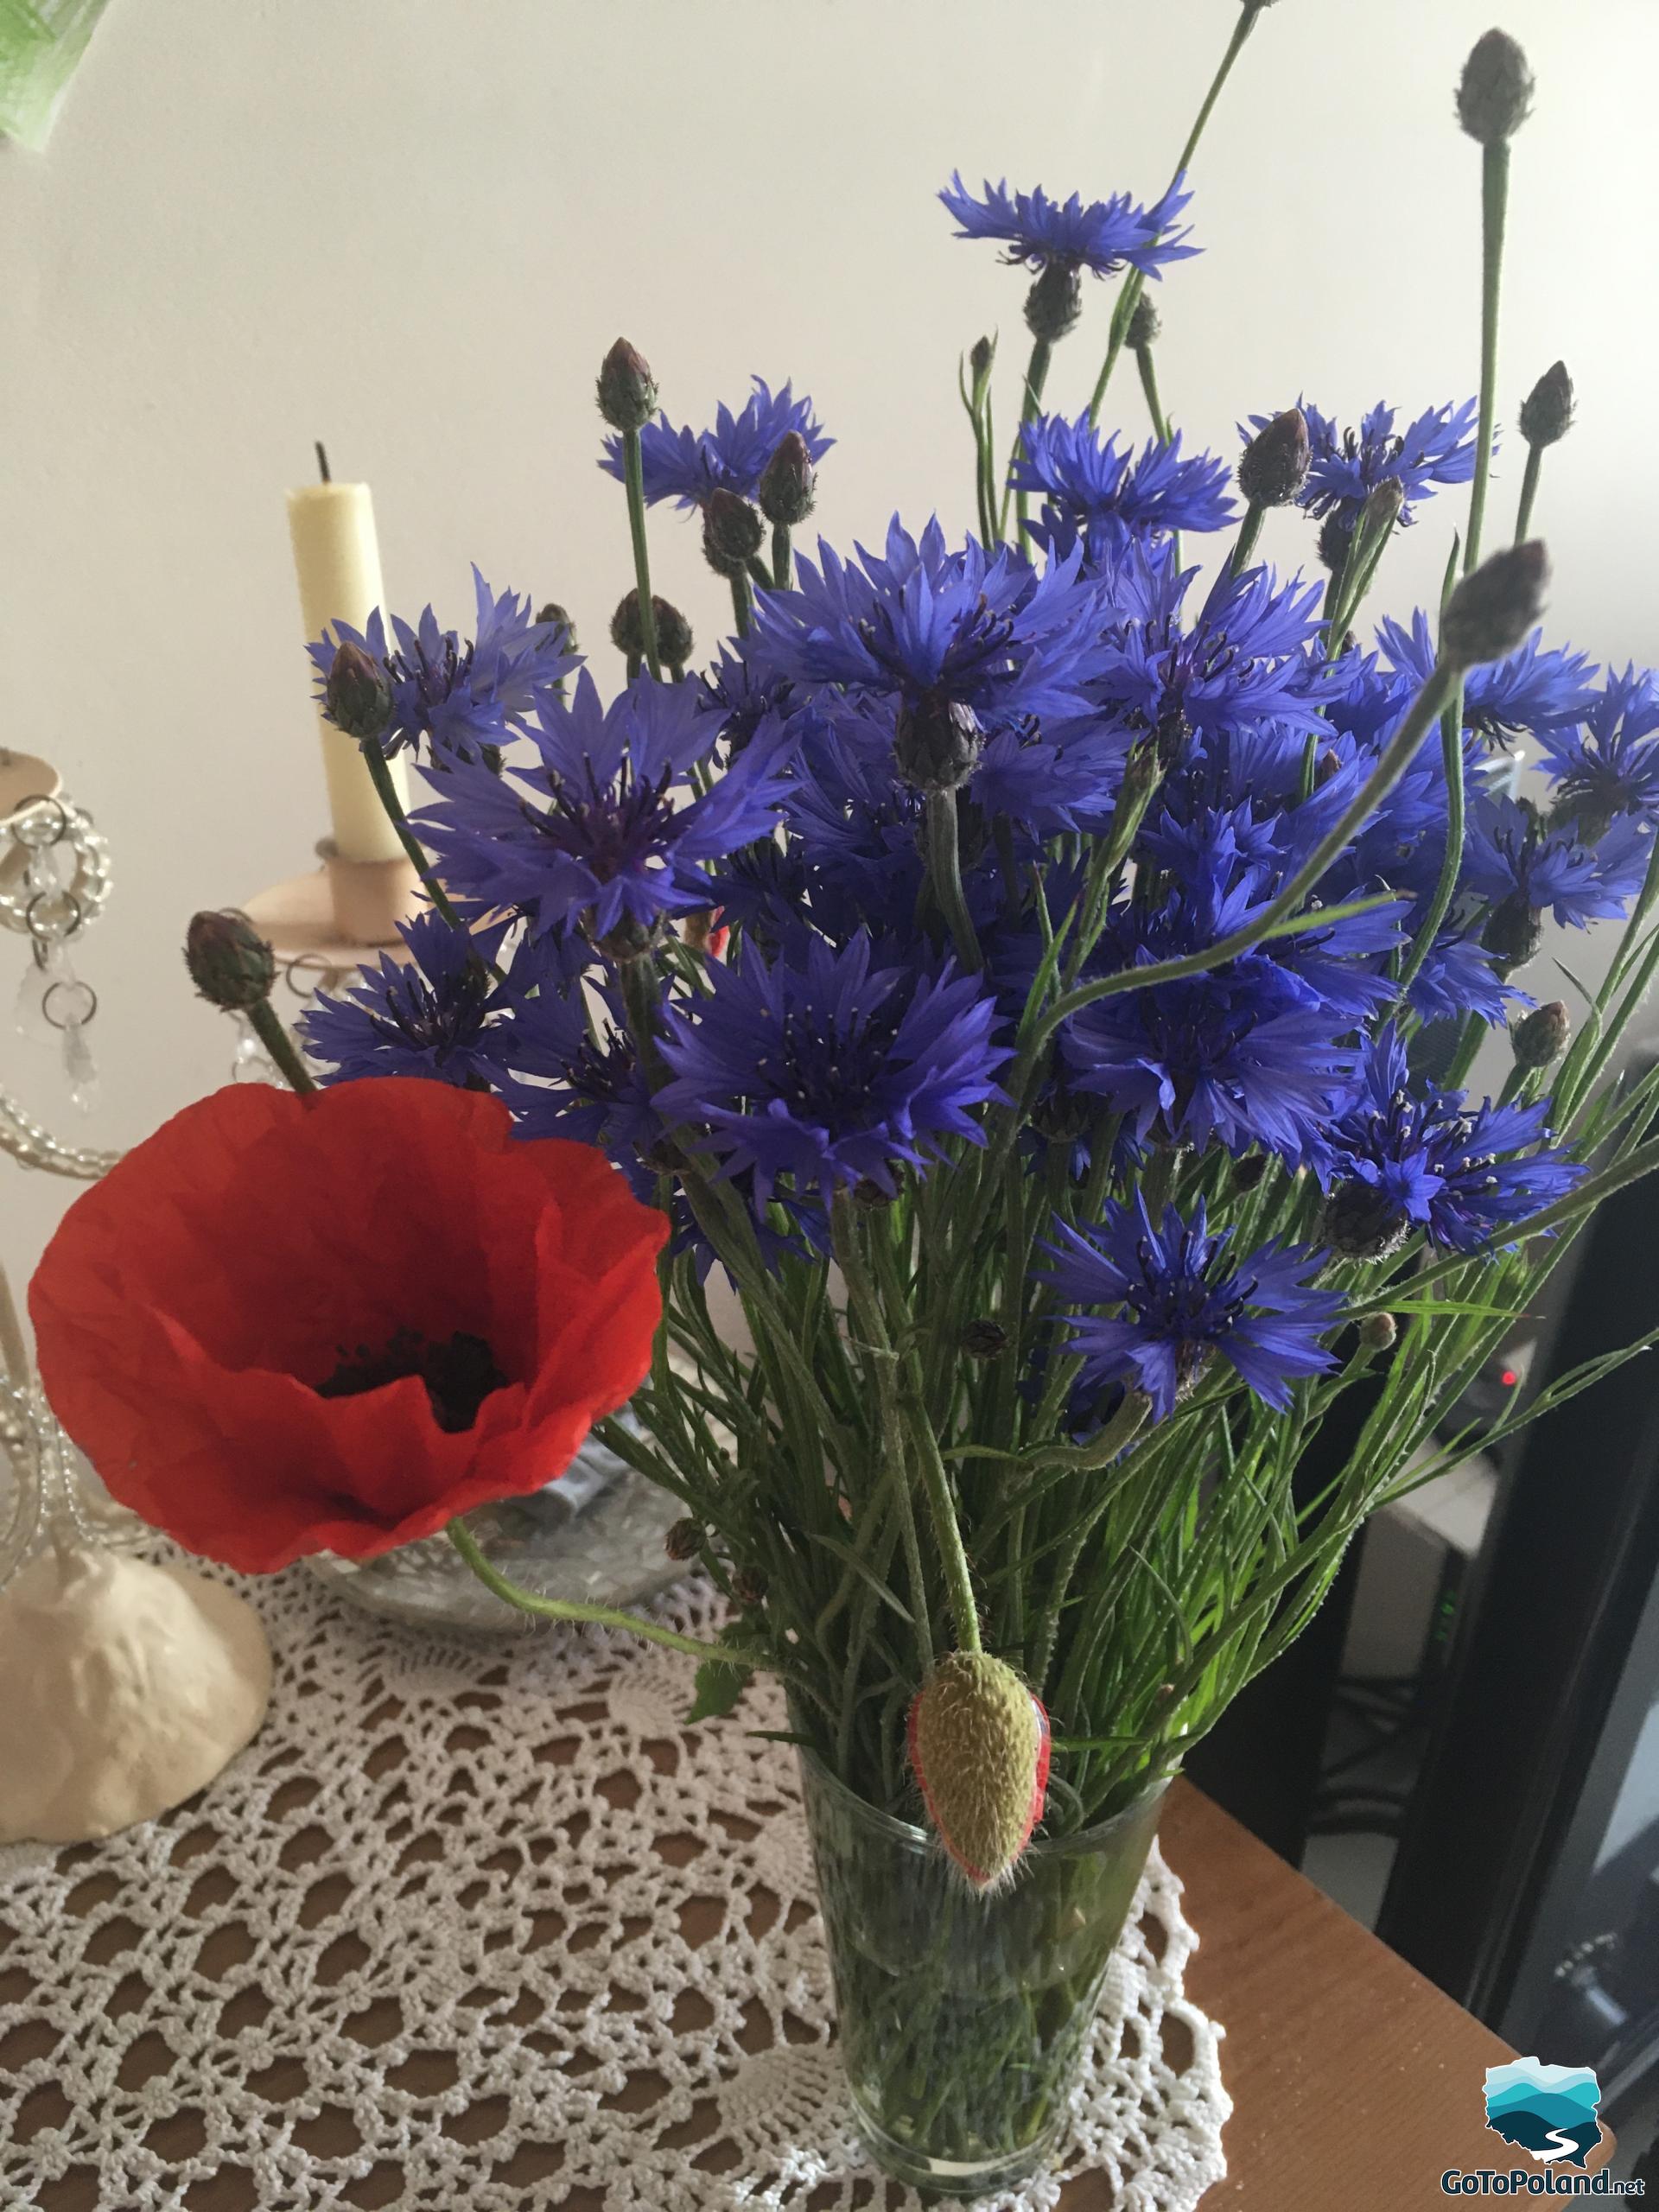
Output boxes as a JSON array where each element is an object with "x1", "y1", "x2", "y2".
[
  {"x1": 702, "y1": 488, "x2": 766, "y2": 579},
  {"x1": 1512, "y1": 999, "x2": 1570, "y2": 1069},
  {"x1": 759, "y1": 430, "x2": 817, "y2": 528},
  {"x1": 732, "y1": 1566, "x2": 769, "y2": 1608},
  {"x1": 969, "y1": 334, "x2": 996, "y2": 392},
  {"x1": 664, "y1": 1517, "x2": 704, "y2": 1564},
  {"x1": 1457, "y1": 29, "x2": 1534, "y2": 146},
  {"x1": 536, "y1": 601, "x2": 577, "y2": 653},
  {"x1": 961, "y1": 1319, "x2": 1009, "y2": 1360},
  {"x1": 324, "y1": 639, "x2": 392, "y2": 743},
  {"x1": 611, "y1": 588, "x2": 693, "y2": 671},
  {"x1": 596, "y1": 338, "x2": 658, "y2": 433},
  {"x1": 1441, "y1": 542, "x2": 1549, "y2": 669},
  {"x1": 1360, "y1": 1313, "x2": 1398, "y2": 1354},
  {"x1": 1519, "y1": 361, "x2": 1573, "y2": 450},
  {"x1": 1238, "y1": 408, "x2": 1311, "y2": 509},
  {"x1": 1482, "y1": 891, "x2": 1544, "y2": 970},
  {"x1": 185, "y1": 910, "x2": 276, "y2": 1013}
]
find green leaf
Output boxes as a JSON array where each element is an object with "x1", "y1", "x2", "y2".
[
  {"x1": 685, "y1": 1658, "x2": 752, "y2": 1726},
  {"x1": 806, "y1": 1530, "x2": 914, "y2": 1624}
]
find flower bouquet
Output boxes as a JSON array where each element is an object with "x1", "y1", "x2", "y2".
[{"x1": 30, "y1": 9, "x2": 1659, "y2": 2192}]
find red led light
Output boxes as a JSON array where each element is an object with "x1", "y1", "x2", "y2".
[{"x1": 1501, "y1": 1368, "x2": 1518, "y2": 1388}]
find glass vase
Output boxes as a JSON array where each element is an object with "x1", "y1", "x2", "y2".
[{"x1": 798, "y1": 1749, "x2": 1167, "y2": 2195}]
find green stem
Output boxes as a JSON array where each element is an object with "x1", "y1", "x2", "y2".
[
  {"x1": 249, "y1": 996, "x2": 316, "y2": 1095},
  {"x1": 771, "y1": 521, "x2": 792, "y2": 591},
  {"x1": 1004, "y1": 337, "x2": 1052, "y2": 543},
  {"x1": 1395, "y1": 683, "x2": 1466, "y2": 997},
  {"x1": 924, "y1": 789, "x2": 982, "y2": 970},
  {"x1": 448, "y1": 1522, "x2": 762, "y2": 1668},
  {"x1": 1085, "y1": 2, "x2": 1265, "y2": 427},
  {"x1": 1464, "y1": 140, "x2": 1510, "y2": 575},
  {"x1": 729, "y1": 569, "x2": 753, "y2": 639},
  {"x1": 1035, "y1": 664, "x2": 1455, "y2": 1045},
  {"x1": 1513, "y1": 442, "x2": 1543, "y2": 543},
  {"x1": 1229, "y1": 503, "x2": 1266, "y2": 580},
  {"x1": 621, "y1": 429, "x2": 663, "y2": 678},
  {"x1": 1135, "y1": 343, "x2": 1169, "y2": 443},
  {"x1": 359, "y1": 741, "x2": 466, "y2": 934}
]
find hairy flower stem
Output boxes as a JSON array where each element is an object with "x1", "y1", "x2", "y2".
[
  {"x1": 621, "y1": 429, "x2": 664, "y2": 678},
  {"x1": 1229, "y1": 502, "x2": 1266, "y2": 579},
  {"x1": 248, "y1": 998, "x2": 316, "y2": 1095},
  {"x1": 1464, "y1": 141, "x2": 1510, "y2": 575},
  {"x1": 771, "y1": 522, "x2": 792, "y2": 590},
  {"x1": 830, "y1": 1193, "x2": 935, "y2": 1669},
  {"x1": 1028, "y1": 1393, "x2": 1153, "y2": 1692},
  {"x1": 359, "y1": 740, "x2": 467, "y2": 935},
  {"x1": 1513, "y1": 443, "x2": 1543, "y2": 543},
  {"x1": 729, "y1": 570, "x2": 754, "y2": 639},
  {"x1": 924, "y1": 790, "x2": 984, "y2": 970},
  {"x1": 447, "y1": 1521, "x2": 762, "y2": 1667},
  {"x1": 1085, "y1": 1, "x2": 1266, "y2": 428}
]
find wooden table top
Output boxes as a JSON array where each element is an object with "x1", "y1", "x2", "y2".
[{"x1": 1086, "y1": 1779, "x2": 1601, "y2": 2209}]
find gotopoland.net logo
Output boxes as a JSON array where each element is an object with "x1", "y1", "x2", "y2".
[{"x1": 1440, "y1": 2059, "x2": 1645, "y2": 2196}]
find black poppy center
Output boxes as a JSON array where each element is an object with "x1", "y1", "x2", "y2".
[{"x1": 316, "y1": 1326, "x2": 507, "y2": 1434}]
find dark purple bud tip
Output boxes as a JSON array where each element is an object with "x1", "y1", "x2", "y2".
[
  {"x1": 185, "y1": 909, "x2": 276, "y2": 1013},
  {"x1": 701, "y1": 488, "x2": 766, "y2": 578},
  {"x1": 1442, "y1": 540, "x2": 1549, "y2": 669},
  {"x1": 969, "y1": 334, "x2": 996, "y2": 388},
  {"x1": 758, "y1": 429, "x2": 817, "y2": 528},
  {"x1": 1457, "y1": 28, "x2": 1534, "y2": 145},
  {"x1": 1024, "y1": 261, "x2": 1083, "y2": 345},
  {"x1": 324, "y1": 639, "x2": 392, "y2": 742},
  {"x1": 1512, "y1": 999, "x2": 1571, "y2": 1069},
  {"x1": 596, "y1": 337, "x2": 658, "y2": 433},
  {"x1": 1238, "y1": 407, "x2": 1311, "y2": 509},
  {"x1": 1519, "y1": 361, "x2": 1573, "y2": 450}
]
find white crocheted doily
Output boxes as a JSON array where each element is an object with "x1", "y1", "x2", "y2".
[{"x1": 0, "y1": 1560, "x2": 1230, "y2": 2209}]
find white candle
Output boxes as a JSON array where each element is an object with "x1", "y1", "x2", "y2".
[{"x1": 285, "y1": 479, "x2": 410, "y2": 865}]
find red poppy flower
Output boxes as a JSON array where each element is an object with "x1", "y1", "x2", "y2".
[{"x1": 29, "y1": 1078, "x2": 668, "y2": 1574}]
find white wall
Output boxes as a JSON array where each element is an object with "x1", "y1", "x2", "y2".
[{"x1": 3, "y1": 0, "x2": 1657, "y2": 1287}]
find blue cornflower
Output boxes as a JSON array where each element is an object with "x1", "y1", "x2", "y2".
[
  {"x1": 1252, "y1": 398, "x2": 1478, "y2": 536},
  {"x1": 1378, "y1": 609, "x2": 1598, "y2": 747},
  {"x1": 309, "y1": 569, "x2": 577, "y2": 764},
  {"x1": 1539, "y1": 665, "x2": 1659, "y2": 838},
  {"x1": 414, "y1": 670, "x2": 797, "y2": 944},
  {"x1": 938, "y1": 172, "x2": 1196, "y2": 279},
  {"x1": 655, "y1": 931, "x2": 1009, "y2": 1204},
  {"x1": 601, "y1": 378, "x2": 832, "y2": 511},
  {"x1": 300, "y1": 912, "x2": 543, "y2": 1089},
  {"x1": 1011, "y1": 414, "x2": 1235, "y2": 559},
  {"x1": 1061, "y1": 949, "x2": 1358, "y2": 1170},
  {"x1": 1321, "y1": 1027, "x2": 1581, "y2": 1255},
  {"x1": 1092, "y1": 553, "x2": 1340, "y2": 743},
  {"x1": 747, "y1": 518, "x2": 1117, "y2": 771},
  {"x1": 1465, "y1": 793, "x2": 1651, "y2": 960},
  {"x1": 1042, "y1": 1198, "x2": 1342, "y2": 1423},
  {"x1": 501, "y1": 981, "x2": 661, "y2": 1187}
]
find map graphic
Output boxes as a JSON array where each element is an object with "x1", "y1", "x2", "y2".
[{"x1": 1484, "y1": 2057, "x2": 1605, "y2": 2170}]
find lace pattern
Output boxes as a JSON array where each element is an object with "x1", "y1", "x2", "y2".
[{"x1": 0, "y1": 1556, "x2": 1230, "y2": 2209}]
